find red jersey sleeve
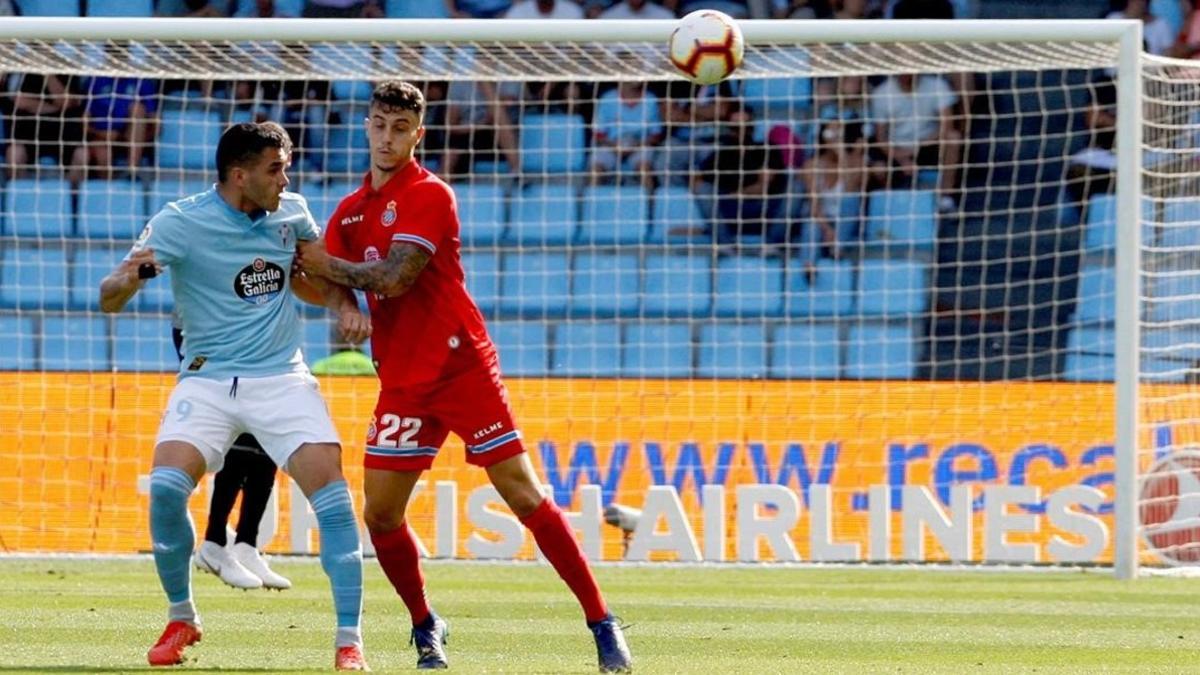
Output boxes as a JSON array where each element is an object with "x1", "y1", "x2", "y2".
[{"x1": 390, "y1": 182, "x2": 455, "y2": 255}]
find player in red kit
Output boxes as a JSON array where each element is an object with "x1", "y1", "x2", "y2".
[{"x1": 296, "y1": 81, "x2": 633, "y2": 673}]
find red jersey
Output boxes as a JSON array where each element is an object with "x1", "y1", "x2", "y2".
[{"x1": 324, "y1": 160, "x2": 495, "y2": 388}]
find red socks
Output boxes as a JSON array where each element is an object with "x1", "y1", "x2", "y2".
[
  {"x1": 520, "y1": 498, "x2": 609, "y2": 623},
  {"x1": 370, "y1": 522, "x2": 432, "y2": 626}
]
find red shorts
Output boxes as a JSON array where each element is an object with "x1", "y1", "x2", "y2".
[{"x1": 363, "y1": 362, "x2": 524, "y2": 472}]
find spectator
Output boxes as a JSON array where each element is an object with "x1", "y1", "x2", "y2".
[
  {"x1": 798, "y1": 120, "x2": 874, "y2": 272},
  {"x1": 235, "y1": 0, "x2": 299, "y2": 16},
  {"x1": 832, "y1": 0, "x2": 870, "y2": 19},
  {"x1": 156, "y1": 0, "x2": 231, "y2": 16},
  {"x1": 774, "y1": 0, "x2": 832, "y2": 18},
  {"x1": 1107, "y1": 0, "x2": 1174, "y2": 56},
  {"x1": 5, "y1": 73, "x2": 87, "y2": 183},
  {"x1": 302, "y1": 0, "x2": 381, "y2": 18},
  {"x1": 1173, "y1": 0, "x2": 1200, "y2": 58},
  {"x1": 889, "y1": 0, "x2": 953, "y2": 18},
  {"x1": 679, "y1": 0, "x2": 745, "y2": 18},
  {"x1": 694, "y1": 104, "x2": 790, "y2": 252},
  {"x1": 814, "y1": 74, "x2": 871, "y2": 128},
  {"x1": 84, "y1": 76, "x2": 159, "y2": 178},
  {"x1": 441, "y1": 80, "x2": 520, "y2": 178},
  {"x1": 447, "y1": 0, "x2": 513, "y2": 17},
  {"x1": 590, "y1": 81, "x2": 663, "y2": 188},
  {"x1": 655, "y1": 79, "x2": 739, "y2": 186},
  {"x1": 598, "y1": 0, "x2": 674, "y2": 19},
  {"x1": 1067, "y1": 77, "x2": 1117, "y2": 220},
  {"x1": 505, "y1": 0, "x2": 583, "y2": 18},
  {"x1": 869, "y1": 72, "x2": 961, "y2": 205}
]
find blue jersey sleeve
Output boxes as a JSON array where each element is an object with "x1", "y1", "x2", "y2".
[
  {"x1": 128, "y1": 208, "x2": 187, "y2": 266},
  {"x1": 291, "y1": 194, "x2": 322, "y2": 241}
]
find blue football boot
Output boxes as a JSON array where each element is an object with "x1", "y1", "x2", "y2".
[
  {"x1": 410, "y1": 614, "x2": 449, "y2": 670},
  {"x1": 590, "y1": 615, "x2": 632, "y2": 673}
]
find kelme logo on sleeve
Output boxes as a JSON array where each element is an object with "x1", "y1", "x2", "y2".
[{"x1": 234, "y1": 257, "x2": 285, "y2": 304}]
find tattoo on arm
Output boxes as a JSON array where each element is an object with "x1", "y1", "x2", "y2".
[{"x1": 323, "y1": 242, "x2": 431, "y2": 296}]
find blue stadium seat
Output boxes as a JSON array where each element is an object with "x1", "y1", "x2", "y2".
[
  {"x1": 2, "y1": 177, "x2": 72, "y2": 238},
  {"x1": 490, "y1": 321, "x2": 549, "y2": 376},
  {"x1": 643, "y1": 253, "x2": 712, "y2": 317},
  {"x1": 0, "y1": 246, "x2": 69, "y2": 310},
  {"x1": 786, "y1": 259, "x2": 854, "y2": 317},
  {"x1": 150, "y1": 178, "x2": 210, "y2": 211},
  {"x1": 113, "y1": 315, "x2": 177, "y2": 372},
  {"x1": 743, "y1": 75, "x2": 813, "y2": 117},
  {"x1": 770, "y1": 324, "x2": 841, "y2": 379},
  {"x1": 498, "y1": 252, "x2": 571, "y2": 316},
  {"x1": 324, "y1": 121, "x2": 370, "y2": 175},
  {"x1": 622, "y1": 322, "x2": 692, "y2": 377},
  {"x1": 1076, "y1": 264, "x2": 1116, "y2": 323},
  {"x1": 0, "y1": 316, "x2": 36, "y2": 370},
  {"x1": 455, "y1": 182, "x2": 508, "y2": 248},
  {"x1": 158, "y1": 109, "x2": 223, "y2": 171},
  {"x1": 16, "y1": 0, "x2": 79, "y2": 15},
  {"x1": 510, "y1": 184, "x2": 578, "y2": 246},
  {"x1": 1160, "y1": 199, "x2": 1200, "y2": 252},
  {"x1": 578, "y1": 185, "x2": 650, "y2": 246},
  {"x1": 137, "y1": 270, "x2": 174, "y2": 314},
  {"x1": 552, "y1": 322, "x2": 621, "y2": 377},
  {"x1": 302, "y1": 318, "x2": 333, "y2": 364},
  {"x1": 461, "y1": 251, "x2": 500, "y2": 315},
  {"x1": 385, "y1": 0, "x2": 449, "y2": 17},
  {"x1": 1144, "y1": 326, "x2": 1200, "y2": 364},
  {"x1": 856, "y1": 260, "x2": 929, "y2": 317},
  {"x1": 714, "y1": 256, "x2": 784, "y2": 318},
  {"x1": 305, "y1": 181, "x2": 359, "y2": 227},
  {"x1": 41, "y1": 315, "x2": 109, "y2": 371},
  {"x1": 845, "y1": 324, "x2": 916, "y2": 379},
  {"x1": 520, "y1": 113, "x2": 587, "y2": 174},
  {"x1": 69, "y1": 247, "x2": 125, "y2": 311},
  {"x1": 696, "y1": 324, "x2": 767, "y2": 378},
  {"x1": 1064, "y1": 353, "x2": 1117, "y2": 381},
  {"x1": 570, "y1": 253, "x2": 640, "y2": 318},
  {"x1": 1086, "y1": 194, "x2": 1157, "y2": 254},
  {"x1": 649, "y1": 185, "x2": 705, "y2": 243},
  {"x1": 864, "y1": 190, "x2": 937, "y2": 251},
  {"x1": 78, "y1": 180, "x2": 147, "y2": 240},
  {"x1": 86, "y1": 0, "x2": 153, "y2": 16}
]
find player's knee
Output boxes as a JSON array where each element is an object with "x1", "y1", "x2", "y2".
[{"x1": 362, "y1": 503, "x2": 403, "y2": 534}]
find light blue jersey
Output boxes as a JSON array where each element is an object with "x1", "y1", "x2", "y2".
[{"x1": 130, "y1": 188, "x2": 320, "y2": 380}]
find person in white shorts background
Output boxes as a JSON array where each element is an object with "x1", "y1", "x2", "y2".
[{"x1": 99, "y1": 121, "x2": 372, "y2": 671}]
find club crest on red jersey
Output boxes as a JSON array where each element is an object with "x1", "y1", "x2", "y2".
[{"x1": 381, "y1": 200, "x2": 397, "y2": 227}]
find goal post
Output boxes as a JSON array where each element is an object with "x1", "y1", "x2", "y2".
[{"x1": 0, "y1": 17, "x2": 1160, "y2": 576}]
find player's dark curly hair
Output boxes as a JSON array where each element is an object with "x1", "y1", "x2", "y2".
[
  {"x1": 371, "y1": 80, "x2": 425, "y2": 120},
  {"x1": 215, "y1": 121, "x2": 293, "y2": 183}
]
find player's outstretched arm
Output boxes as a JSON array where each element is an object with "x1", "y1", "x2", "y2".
[
  {"x1": 297, "y1": 240, "x2": 430, "y2": 298},
  {"x1": 99, "y1": 248, "x2": 162, "y2": 313},
  {"x1": 298, "y1": 271, "x2": 372, "y2": 345}
]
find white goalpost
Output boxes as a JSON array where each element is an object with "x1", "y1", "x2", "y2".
[{"x1": 0, "y1": 16, "x2": 1167, "y2": 578}]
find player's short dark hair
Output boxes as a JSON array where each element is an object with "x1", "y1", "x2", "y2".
[
  {"x1": 371, "y1": 80, "x2": 425, "y2": 121},
  {"x1": 215, "y1": 121, "x2": 293, "y2": 183}
]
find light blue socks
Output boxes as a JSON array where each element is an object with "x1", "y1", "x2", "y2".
[
  {"x1": 149, "y1": 466, "x2": 198, "y2": 623},
  {"x1": 309, "y1": 480, "x2": 364, "y2": 647}
]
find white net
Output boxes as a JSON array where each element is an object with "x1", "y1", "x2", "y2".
[{"x1": 0, "y1": 22, "x2": 1147, "y2": 567}]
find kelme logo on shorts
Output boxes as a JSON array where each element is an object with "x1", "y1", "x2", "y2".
[{"x1": 234, "y1": 257, "x2": 285, "y2": 305}]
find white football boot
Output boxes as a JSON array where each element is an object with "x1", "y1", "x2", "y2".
[
  {"x1": 232, "y1": 542, "x2": 292, "y2": 590},
  {"x1": 194, "y1": 540, "x2": 263, "y2": 589}
]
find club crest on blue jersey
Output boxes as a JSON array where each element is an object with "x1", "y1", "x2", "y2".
[
  {"x1": 234, "y1": 257, "x2": 285, "y2": 305},
  {"x1": 278, "y1": 223, "x2": 291, "y2": 246},
  {"x1": 381, "y1": 200, "x2": 397, "y2": 227}
]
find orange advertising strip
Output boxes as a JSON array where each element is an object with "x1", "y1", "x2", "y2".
[{"x1": 0, "y1": 373, "x2": 1182, "y2": 564}]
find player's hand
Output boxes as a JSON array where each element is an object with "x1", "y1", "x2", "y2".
[
  {"x1": 338, "y1": 308, "x2": 372, "y2": 345},
  {"x1": 296, "y1": 240, "x2": 331, "y2": 278},
  {"x1": 120, "y1": 248, "x2": 162, "y2": 286}
]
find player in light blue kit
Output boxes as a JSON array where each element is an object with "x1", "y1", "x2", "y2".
[{"x1": 99, "y1": 122, "x2": 372, "y2": 671}]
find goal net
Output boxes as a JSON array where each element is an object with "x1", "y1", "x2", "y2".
[{"x1": 0, "y1": 18, "x2": 1163, "y2": 574}]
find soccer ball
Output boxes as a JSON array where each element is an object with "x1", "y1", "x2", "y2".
[{"x1": 668, "y1": 10, "x2": 745, "y2": 86}]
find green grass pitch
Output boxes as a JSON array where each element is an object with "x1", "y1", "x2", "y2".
[{"x1": 0, "y1": 558, "x2": 1198, "y2": 673}]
